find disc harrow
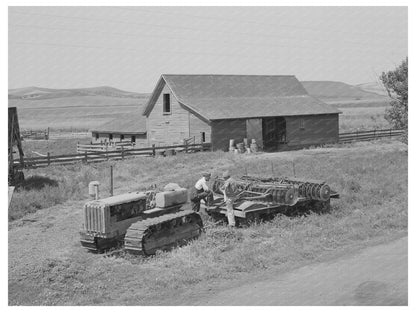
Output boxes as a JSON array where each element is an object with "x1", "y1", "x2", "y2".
[
  {"x1": 240, "y1": 175, "x2": 331, "y2": 202},
  {"x1": 212, "y1": 176, "x2": 299, "y2": 206}
]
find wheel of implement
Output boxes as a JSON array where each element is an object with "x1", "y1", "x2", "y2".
[
  {"x1": 284, "y1": 188, "x2": 298, "y2": 206},
  {"x1": 319, "y1": 184, "x2": 331, "y2": 201}
]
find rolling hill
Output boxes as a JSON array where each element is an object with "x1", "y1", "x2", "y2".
[
  {"x1": 8, "y1": 86, "x2": 149, "y2": 100},
  {"x1": 8, "y1": 82, "x2": 391, "y2": 132},
  {"x1": 356, "y1": 82, "x2": 389, "y2": 97},
  {"x1": 301, "y1": 81, "x2": 389, "y2": 104}
]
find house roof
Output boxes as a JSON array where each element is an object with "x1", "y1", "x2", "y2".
[
  {"x1": 90, "y1": 112, "x2": 146, "y2": 134},
  {"x1": 143, "y1": 75, "x2": 341, "y2": 121}
]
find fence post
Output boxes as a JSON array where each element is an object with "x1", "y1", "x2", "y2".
[
  {"x1": 47, "y1": 152, "x2": 50, "y2": 166},
  {"x1": 185, "y1": 141, "x2": 188, "y2": 153},
  {"x1": 106, "y1": 144, "x2": 109, "y2": 160},
  {"x1": 356, "y1": 130, "x2": 358, "y2": 139},
  {"x1": 84, "y1": 151, "x2": 88, "y2": 163},
  {"x1": 110, "y1": 165, "x2": 113, "y2": 196},
  {"x1": 121, "y1": 145, "x2": 124, "y2": 160},
  {"x1": 374, "y1": 129, "x2": 376, "y2": 139},
  {"x1": 200, "y1": 133, "x2": 204, "y2": 152},
  {"x1": 152, "y1": 144, "x2": 156, "y2": 157},
  {"x1": 390, "y1": 129, "x2": 392, "y2": 137}
]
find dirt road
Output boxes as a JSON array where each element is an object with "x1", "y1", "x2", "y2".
[{"x1": 194, "y1": 236, "x2": 408, "y2": 306}]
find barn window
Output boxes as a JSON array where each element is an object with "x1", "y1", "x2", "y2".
[
  {"x1": 163, "y1": 94, "x2": 171, "y2": 114},
  {"x1": 299, "y1": 119, "x2": 305, "y2": 130}
]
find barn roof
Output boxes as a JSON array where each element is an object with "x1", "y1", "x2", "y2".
[
  {"x1": 143, "y1": 75, "x2": 341, "y2": 122},
  {"x1": 90, "y1": 112, "x2": 146, "y2": 134}
]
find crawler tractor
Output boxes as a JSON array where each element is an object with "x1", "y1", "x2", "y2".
[
  {"x1": 80, "y1": 176, "x2": 338, "y2": 255},
  {"x1": 80, "y1": 186, "x2": 203, "y2": 255}
]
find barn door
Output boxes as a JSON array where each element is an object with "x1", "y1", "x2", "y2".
[
  {"x1": 246, "y1": 119, "x2": 263, "y2": 149},
  {"x1": 262, "y1": 118, "x2": 278, "y2": 150}
]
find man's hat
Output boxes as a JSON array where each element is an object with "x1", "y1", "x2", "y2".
[
  {"x1": 202, "y1": 172, "x2": 211, "y2": 178},
  {"x1": 222, "y1": 170, "x2": 231, "y2": 179}
]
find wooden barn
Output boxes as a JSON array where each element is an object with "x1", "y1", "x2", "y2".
[
  {"x1": 143, "y1": 74, "x2": 341, "y2": 151},
  {"x1": 90, "y1": 112, "x2": 147, "y2": 145}
]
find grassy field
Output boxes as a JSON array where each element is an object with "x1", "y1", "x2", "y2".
[
  {"x1": 8, "y1": 139, "x2": 407, "y2": 305},
  {"x1": 338, "y1": 105, "x2": 390, "y2": 132},
  {"x1": 21, "y1": 137, "x2": 92, "y2": 157}
]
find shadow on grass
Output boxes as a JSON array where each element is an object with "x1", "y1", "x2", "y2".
[{"x1": 20, "y1": 175, "x2": 59, "y2": 190}]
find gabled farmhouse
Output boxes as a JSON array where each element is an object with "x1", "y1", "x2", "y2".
[
  {"x1": 143, "y1": 74, "x2": 341, "y2": 151},
  {"x1": 90, "y1": 112, "x2": 147, "y2": 146}
]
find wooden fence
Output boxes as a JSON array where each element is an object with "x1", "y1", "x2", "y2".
[
  {"x1": 77, "y1": 141, "x2": 137, "y2": 153},
  {"x1": 21, "y1": 128, "x2": 49, "y2": 140},
  {"x1": 21, "y1": 129, "x2": 90, "y2": 140},
  {"x1": 13, "y1": 128, "x2": 403, "y2": 169},
  {"x1": 338, "y1": 128, "x2": 404, "y2": 143},
  {"x1": 14, "y1": 142, "x2": 212, "y2": 168}
]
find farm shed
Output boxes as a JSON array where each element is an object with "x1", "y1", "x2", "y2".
[
  {"x1": 90, "y1": 112, "x2": 147, "y2": 145},
  {"x1": 143, "y1": 75, "x2": 341, "y2": 151}
]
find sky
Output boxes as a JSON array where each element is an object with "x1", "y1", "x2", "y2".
[{"x1": 8, "y1": 6, "x2": 408, "y2": 92}]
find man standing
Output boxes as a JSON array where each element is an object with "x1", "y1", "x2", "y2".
[
  {"x1": 221, "y1": 171, "x2": 238, "y2": 227},
  {"x1": 190, "y1": 172, "x2": 213, "y2": 212}
]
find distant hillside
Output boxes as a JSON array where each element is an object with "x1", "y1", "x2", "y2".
[
  {"x1": 356, "y1": 82, "x2": 389, "y2": 97},
  {"x1": 301, "y1": 81, "x2": 388, "y2": 103},
  {"x1": 8, "y1": 86, "x2": 149, "y2": 100}
]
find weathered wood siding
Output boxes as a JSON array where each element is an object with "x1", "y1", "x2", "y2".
[
  {"x1": 189, "y1": 113, "x2": 211, "y2": 143},
  {"x1": 285, "y1": 114, "x2": 339, "y2": 147},
  {"x1": 211, "y1": 119, "x2": 247, "y2": 151},
  {"x1": 147, "y1": 84, "x2": 189, "y2": 146}
]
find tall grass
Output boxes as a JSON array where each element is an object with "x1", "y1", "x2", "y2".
[
  {"x1": 10, "y1": 141, "x2": 407, "y2": 224},
  {"x1": 338, "y1": 106, "x2": 390, "y2": 132},
  {"x1": 8, "y1": 141, "x2": 407, "y2": 305}
]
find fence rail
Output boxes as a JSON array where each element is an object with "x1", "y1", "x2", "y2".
[
  {"x1": 13, "y1": 128, "x2": 403, "y2": 169},
  {"x1": 76, "y1": 142, "x2": 137, "y2": 153},
  {"x1": 338, "y1": 128, "x2": 404, "y2": 143},
  {"x1": 21, "y1": 128, "x2": 49, "y2": 140},
  {"x1": 14, "y1": 142, "x2": 212, "y2": 168}
]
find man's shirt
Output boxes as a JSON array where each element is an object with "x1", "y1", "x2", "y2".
[{"x1": 195, "y1": 177, "x2": 210, "y2": 192}]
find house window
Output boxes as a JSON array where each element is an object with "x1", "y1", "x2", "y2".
[
  {"x1": 201, "y1": 132, "x2": 206, "y2": 143},
  {"x1": 120, "y1": 134, "x2": 124, "y2": 140},
  {"x1": 163, "y1": 94, "x2": 171, "y2": 114},
  {"x1": 299, "y1": 119, "x2": 305, "y2": 130},
  {"x1": 95, "y1": 133, "x2": 99, "y2": 140},
  {"x1": 131, "y1": 136, "x2": 136, "y2": 143},
  {"x1": 109, "y1": 134, "x2": 113, "y2": 140}
]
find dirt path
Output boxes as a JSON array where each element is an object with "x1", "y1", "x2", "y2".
[{"x1": 192, "y1": 236, "x2": 408, "y2": 306}]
